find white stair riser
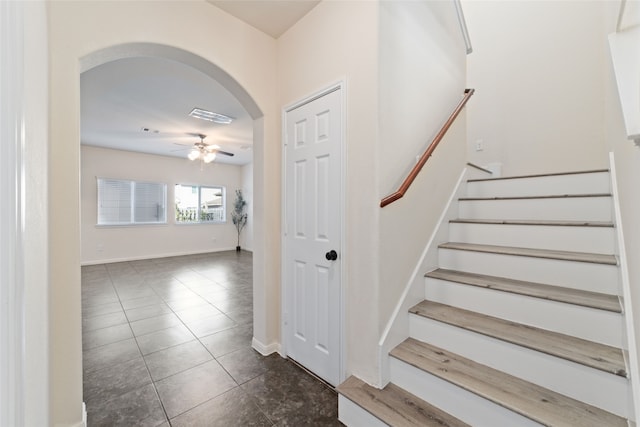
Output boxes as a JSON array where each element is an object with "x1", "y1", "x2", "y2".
[
  {"x1": 459, "y1": 197, "x2": 612, "y2": 222},
  {"x1": 467, "y1": 172, "x2": 610, "y2": 198},
  {"x1": 338, "y1": 395, "x2": 389, "y2": 427},
  {"x1": 407, "y1": 316, "x2": 630, "y2": 418},
  {"x1": 449, "y1": 223, "x2": 616, "y2": 253},
  {"x1": 438, "y1": 249, "x2": 619, "y2": 295},
  {"x1": 424, "y1": 279, "x2": 623, "y2": 347},
  {"x1": 389, "y1": 357, "x2": 543, "y2": 427}
]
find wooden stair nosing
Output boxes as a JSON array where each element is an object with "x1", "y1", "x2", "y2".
[
  {"x1": 338, "y1": 376, "x2": 470, "y2": 427},
  {"x1": 466, "y1": 162, "x2": 493, "y2": 175},
  {"x1": 467, "y1": 168, "x2": 610, "y2": 183},
  {"x1": 449, "y1": 218, "x2": 614, "y2": 228},
  {"x1": 438, "y1": 242, "x2": 618, "y2": 265},
  {"x1": 410, "y1": 300, "x2": 627, "y2": 378},
  {"x1": 390, "y1": 338, "x2": 627, "y2": 427},
  {"x1": 424, "y1": 268, "x2": 622, "y2": 313},
  {"x1": 459, "y1": 193, "x2": 611, "y2": 201}
]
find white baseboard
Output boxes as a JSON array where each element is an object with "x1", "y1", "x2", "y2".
[
  {"x1": 70, "y1": 402, "x2": 87, "y2": 427},
  {"x1": 80, "y1": 247, "x2": 239, "y2": 266},
  {"x1": 252, "y1": 337, "x2": 281, "y2": 356}
]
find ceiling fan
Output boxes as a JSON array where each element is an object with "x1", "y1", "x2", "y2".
[{"x1": 173, "y1": 133, "x2": 234, "y2": 163}]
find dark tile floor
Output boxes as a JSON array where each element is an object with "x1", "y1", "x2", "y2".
[{"x1": 81, "y1": 251, "x2": 343, "y2": 426}]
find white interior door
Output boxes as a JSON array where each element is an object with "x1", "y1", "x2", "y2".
[{"x1": 284, "y1": 86, "x2": 342, "y2": 386}]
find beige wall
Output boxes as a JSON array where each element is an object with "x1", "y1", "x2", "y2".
[
  {"x1": 47, "y1": 1, "x2": 278, "y2": 425},
  {"x1": 464, "y1": 0, "x2": 609, "y2": 175},
  {"x1": 81, "y1": 146, "x2": 245, "y2": 264},
  {"x1": 278, "y1": 0, "x2": 381, "y2": 384},
  {"x1": 278, "y1": 0, "x2": 468, "y2": 386},
  {"x1": 378, "y1": 0, "x2": 468, "y2": 334}
]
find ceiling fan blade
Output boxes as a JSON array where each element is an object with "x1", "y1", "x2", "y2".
[
  {"x1": 216, "y1": 150, "x2": 234, "y2": 157},
  {"x1": 173, "y1": 142, "x2": 192, "y2": 147}
]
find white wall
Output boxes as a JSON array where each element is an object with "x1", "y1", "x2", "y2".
[
  {"x1": 47, "y1": 2, "x2": 278, "y2": 425},
  {"x1": 23, "y1": 2, "x2": 50, "y2": 425},
  {"x1": 1, "y1": 2, "x2": 49, "y2": 425},
  {"x1": 240, "y1": 162, "x2": 254, "y2": 251},
  {"x1": 81, "y1": 146, "x2": 244, "y2": 264},
  {"x1": 378, "y1": 0, "x2": 468, "y2": 334},
  {"x1": 604, "y1": 0, "x2": 640, "y2": 417},
  {"x1": 278, "y1": 0, "x2": 381, "y2": 385},
  {"x1": 278, "y1": 0, "x2": 468, "y2": 387},
  {"x1": 465, "y1": 0, "x2": 640, "y2": 414},
  {"x1": 464, "y1": 0, "x2": 609, "y2": 175}
]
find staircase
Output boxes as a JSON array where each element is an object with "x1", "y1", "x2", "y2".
[{"x1": 338, "y1": 169, "x2": 636, "y2": 426}]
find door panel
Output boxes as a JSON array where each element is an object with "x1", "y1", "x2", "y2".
[{"x1": 284, "y1": 87, "x2": 342, "y2": 386}]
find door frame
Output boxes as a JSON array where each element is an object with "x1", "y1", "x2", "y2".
[{"x1": 280, "y1": 80, "x2": 346, "y2": 385}]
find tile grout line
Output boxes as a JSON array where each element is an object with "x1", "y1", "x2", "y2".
[
  {"x1": 128, "y1": 258, "x2": 245, "y2": 425},
  {"x1": 82, "y1": 252, "x2": 329, "y2": 426},
  {"x1": 118, "y1": 260, "x2": 173, "y2": 426}
]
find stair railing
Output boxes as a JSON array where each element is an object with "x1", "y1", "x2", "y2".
[{"x1": 380, "y1": 88, "x2": 475, "y2": 208}]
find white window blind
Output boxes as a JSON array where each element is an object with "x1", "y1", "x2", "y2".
[
  {"x1": 97, "y1": 178, "x2": 166, "y2": 225},
  {"x1": 134, "y1": 182, "x2": 166, "y2": 223}
]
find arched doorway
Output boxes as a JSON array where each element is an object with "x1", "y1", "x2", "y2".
[
  {"x1": 76, "y1": 42, "x2": 269, "y2": 422},
  {"x1": 47, "y1": 4, "x2": 285, "y2": 423}
]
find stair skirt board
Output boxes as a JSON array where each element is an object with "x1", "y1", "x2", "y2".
[
  {"x1": 408, "y1": 315, "x2": 630, "y2": 417},
  {"x1": 424, "y1": 278, "x2": 624, "y2": 347},
  {"x1": 448, "y1": 222, "x2": 616, "y2": 253},
  {"x1": 466, "y1": 170, "x2": 611, "y2": 198},
  {"x1": 438, "y1": 249, "x2": 619, "y2": 295},
  {"x1": 338, "y1": 395, "x2": 389, "y2": 427},
  {"x1": 458, "y1": 196, "x2": 613, "y2": 222}
]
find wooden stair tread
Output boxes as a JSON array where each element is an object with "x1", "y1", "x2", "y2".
[
  {"x1": 466, "y1": 162, "x2": 493, "y2": 175},
  {"x1": 390, "y1": 338, "x2": 627, "y2": 427},
  {"x1": 459, "y1": 193, "x2": 611, "y2": 201},
  {"x1": 450, "y1": 218, "x2": 614, "y2": 228},
  {"x1": 410, "y1": 300, "x2": 627, "y2": 377},
  {"x1": 438, "y1": 242, "x2": 617, "y2": 265},
  {"x1": 467, "y1": 169, "x2": 609, "y2": 183},
  {"x1": 425, "y1": 268, "x2": 621, "y2": 313},
  {"x1": 337, "y1": 376, "x2": 470, "y2": 427}
]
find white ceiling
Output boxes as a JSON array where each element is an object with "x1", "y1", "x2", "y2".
[
  {"x1": 81, "y1": 56, "x2": 254, "y2": 165},
  {"x1": 80, "y1": 1, "x2": 321, "y2": 166},
  {"x1": 208, "y1": 0, "x2": 321, "y2": 38}
]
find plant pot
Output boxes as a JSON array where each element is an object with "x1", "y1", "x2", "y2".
[{"x1": 236, "y1": 246, "x2": 241, "y2": 252}]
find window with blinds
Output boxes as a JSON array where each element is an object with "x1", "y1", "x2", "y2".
[{"x1": 97, "y1": 178, "x2": 166, "y2": 225}]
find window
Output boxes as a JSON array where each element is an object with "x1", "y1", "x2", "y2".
[
  {"x1": 175, "y1": 184, "x2": 225, "y2": 223},
  {"x1": 97, "y1": 178, "x2": 166, "y2": 225}
]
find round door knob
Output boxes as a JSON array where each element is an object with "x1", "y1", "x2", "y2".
[{"x1": 325, "y1": 250, "x2": 338, "y2": 261}]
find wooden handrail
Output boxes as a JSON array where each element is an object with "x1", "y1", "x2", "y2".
[{"x1": 380, "y1": 88, "x2": 475, "y2": 208}]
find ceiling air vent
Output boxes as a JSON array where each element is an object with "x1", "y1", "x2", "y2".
[{"x1": 188, "y1": 108, "x2": 234, "y2": 125}]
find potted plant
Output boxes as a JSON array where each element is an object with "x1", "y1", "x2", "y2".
[{"x1": 231, "y1": 189, "x2": 248, "y2": 252}]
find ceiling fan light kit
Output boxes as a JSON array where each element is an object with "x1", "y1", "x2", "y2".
[
  {"x1": 203, "y1": 152, "x2": 216, "y2": 163},
  {"x1": 184, "y1": 133, "x2": 233, "y2": 165}
]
